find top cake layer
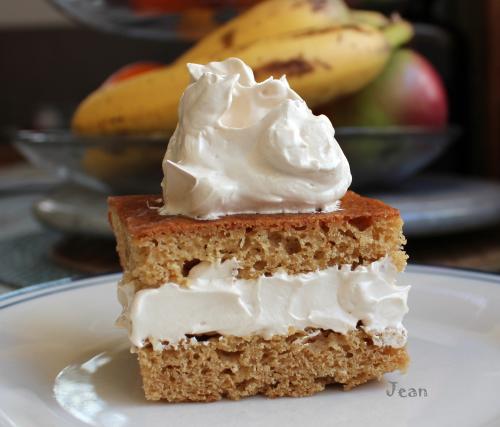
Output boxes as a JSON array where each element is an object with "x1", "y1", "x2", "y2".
[{"x1": 109, "y1": 191, "x2": 406, "y2": 289}]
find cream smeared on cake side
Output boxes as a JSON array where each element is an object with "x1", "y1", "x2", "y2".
[
  {"x1": 117, "y1": 256, "x2": 409, "y2": 351},
  {"x1": 161, "y1": 57, "x2": 351, "y2": 219}
]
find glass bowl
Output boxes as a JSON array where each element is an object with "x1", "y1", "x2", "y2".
[{"x1": 12, "y1": 126, "x2": 458, "y2": 194}]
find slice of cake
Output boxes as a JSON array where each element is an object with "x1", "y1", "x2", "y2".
[{"x1": 109, "y1": 58, "x2": 410, "y2": 402}]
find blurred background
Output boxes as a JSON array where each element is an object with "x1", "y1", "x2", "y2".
[{"x1": 0, "y1": 0, "x2": 499, "y2": 289}]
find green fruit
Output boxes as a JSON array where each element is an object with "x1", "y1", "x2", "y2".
[{"x1": 320, "y1": 49, "x2": 448, "y2": 128}]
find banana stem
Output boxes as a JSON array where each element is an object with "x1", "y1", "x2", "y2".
[{"x1": 382, "y1": 15, "x2": 414, "y2": 48}]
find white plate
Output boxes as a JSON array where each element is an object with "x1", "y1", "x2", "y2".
[{"x1": 1, "y1": 266, "x2": 500, "y2": 427}]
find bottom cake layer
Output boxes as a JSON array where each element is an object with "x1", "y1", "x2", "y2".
[{"x1": 137, "y1": 329, "x2": 409, "y2": 402}]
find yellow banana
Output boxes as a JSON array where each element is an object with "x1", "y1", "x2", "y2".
[
  {"x1": 238, "y1": 25, "x2": 393, "y2": 107},
  {"x1": 76, "y1": 0, "x2": 360, "y2": 136},
  {"x1": 177, "y1": 0, "x2": 351, "y2": 62},
  {"x1": 72, "y1": 4, "x2": 413, "y2": 135},
  {"x1": 350, "y1": 10, "x2": 389, "y2": 28},
  {"x1": 73, "y1": 65, "x2": 187, "y2": 135}
]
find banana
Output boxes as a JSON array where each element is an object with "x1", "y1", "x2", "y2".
[
  {"x1": 350, "y1": 10, "x2": 389, "y2": 28},
  {"x1": 176, "y1": 0, "x2": 351, "y2": 63},
  {"x1": 72, "y1": 3, "x2": 413, "y2": 135},
  {"x1": 237, "y1": 25, "x2": 393, "y2": 107},
  {"x1": 382, "y1": 15, "x2": 414, "y2": 47},
  {"x1": 350, "y1": 12, "x2": 413, "y2": 49},
  {"x1": 73, "y1": 65, "x2": 187, "y2": 135}
]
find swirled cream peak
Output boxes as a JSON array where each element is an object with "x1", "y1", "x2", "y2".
[{"x1": 161, "y1": 57, "x2": 351, "y2": 219}]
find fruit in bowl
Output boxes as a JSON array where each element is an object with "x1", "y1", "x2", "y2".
[
  {"x1": 72, "y1": 0, "x2": 413, "y2": 135},
  {"x1": 315, "y1": 48, "x2": 451, "y2": 188},
  {"x1": 318, "y1": 48, "x2": 448, "y2": 128},
  {"x1": 66, "y1": 0, "x2": 430, "y2": 192}
]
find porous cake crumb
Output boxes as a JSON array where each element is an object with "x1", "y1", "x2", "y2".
[
  {"x1": 137, "y1": 329, "x2": 409, "y2": 402},
  {"x1": 109, "y1": 191, "x2": 407, "y2": 290}
]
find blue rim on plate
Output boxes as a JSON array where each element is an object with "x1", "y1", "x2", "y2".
[
  {"x1": 1, "y1": 266, "x2": 499, "y2": 311},
  {"x1": 0, "y1": 274, "x2": 120, "y2": 310}
]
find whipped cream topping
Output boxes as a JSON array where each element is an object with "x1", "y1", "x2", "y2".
[
  {"x1": 161, "y1": 57, "x2": 352, "y2": 219},
  {"x1": 117, "y1": 256, "x2": 409, "y2": 350}
]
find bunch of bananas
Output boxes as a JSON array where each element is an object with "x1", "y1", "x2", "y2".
[{"x1": 72, "y1": 0, "x2": 413, "y2": 135}]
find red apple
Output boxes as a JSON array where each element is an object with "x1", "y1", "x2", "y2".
[
  {"x1": 320, "y1": 49, "x2": 448, "y2": 128},
  {"x1": 102, "y1": 62, "x2": 163, "y2": 87}
]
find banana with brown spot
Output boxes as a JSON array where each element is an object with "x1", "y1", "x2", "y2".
[
  {"x1": 72, "y1": 15, "x2": 412, "y2": 135},
  {"x1": 176, "y1": 0, "x2": 352, "y2": 63}
]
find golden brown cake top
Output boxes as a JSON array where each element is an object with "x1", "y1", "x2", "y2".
[{"x1": 108, "y1": 191, "x2": 400, "y2": 239}]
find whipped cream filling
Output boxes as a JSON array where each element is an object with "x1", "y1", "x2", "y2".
[
  {"x1": 117, "y1": 256, "x2": 409, "y2": 351},
  {"x1": 161, "y1": 57, "x2": 351, "y2": 219}
]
